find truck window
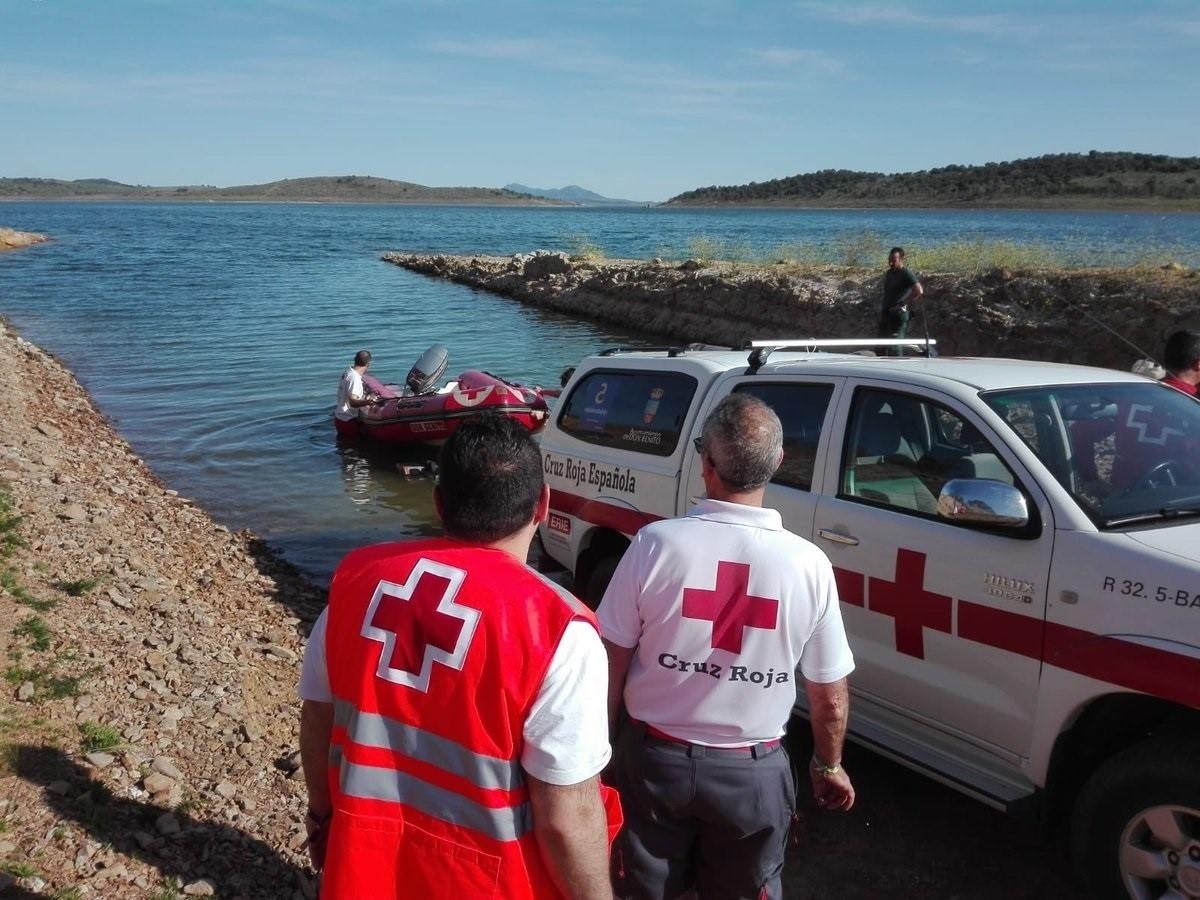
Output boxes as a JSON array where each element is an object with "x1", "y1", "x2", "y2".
[
  {"x1": 984, "y1": 382, "x2": 1200, "y2": 528},
  {"x1": 557, "y1": 370, "x2": 697, "y2": 456},
  {"x1": 733, "y1": 382, "x2": 834, "y2": 490},
  {"x1": 841, "y1": 388, "x2": 1016, "y2": 517}
]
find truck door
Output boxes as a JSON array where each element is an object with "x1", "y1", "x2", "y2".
[
  {"x1": 684, "y1": 376, "x2": 845, "y2": 536},
  {"x1": 813, "y1": 383, "x2": 1053, "y2": 757}
]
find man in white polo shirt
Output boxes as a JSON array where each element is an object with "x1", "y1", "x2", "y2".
[
  {"x1": 599, "y1": 393, "x2": 855, "y2": 900},
  {"x1": 334, "y1": 350, "x2": 379, "y2": 437}
]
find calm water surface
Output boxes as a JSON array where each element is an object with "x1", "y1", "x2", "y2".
[{"x1": 2, "y1": 203, "x2": 1198, "y2": 579}]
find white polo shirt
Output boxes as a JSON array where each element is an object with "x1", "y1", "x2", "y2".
[
  {"x1": 598, "y1": 498, "x2": 854, "y2": 747},
  {"x1": 335, "y1": 367, "x2": 365, "y2": 421}
]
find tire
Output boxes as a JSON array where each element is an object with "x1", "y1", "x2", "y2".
[
  {"x1": 581, "y1": 555, "x2": 620, "y2": 610},
  {"x1": 1071, "y1": 736, "x2": 1200, "y2": 900}
]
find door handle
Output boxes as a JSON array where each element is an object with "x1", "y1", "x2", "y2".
[{"x1": 817, "y1": 529, "x2": 859, "y2": 546}]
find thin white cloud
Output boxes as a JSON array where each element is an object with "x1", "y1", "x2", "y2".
[
  {"x1": 750, "y1": 47, "x2": 847, "y2": 75},
  {"x1": 796, "y1": 2, "x2": 1042, "y2": 39},
  {"x1": 423, "y1": 35, "x2": 809, "y2": 100}
]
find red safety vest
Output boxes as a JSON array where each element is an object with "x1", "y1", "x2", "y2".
[{"x1": 321, "y1": 538, "x2": 621, "y2": 899}]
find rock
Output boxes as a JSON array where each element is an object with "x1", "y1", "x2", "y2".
[
  {"x1": 264, "y1": 644, "x2": 297, "y2": 662},
  {"x1": 19, "y1": 875, "x2": 46, "y2": 892},
  {"x1": 143, "y1": 772, "x2": 175, "y2": 794},
  {"x1": 151, "y1": 756, "x2": 183, "y2": 780},
  {"x1": 522, "y1": 251, "x2": 571, "y2": 279},
  {"x1": 184, "y1": 879, "x2": 216, "y2": 896},
  {"x1": 85, "y1": 751, "x2": 115, "y2": 769},
  {"x1": 17, "y1": 681, "x2": 35, "y2": 701},
  {"x1": 47, "y1": 780, "x2": 71, "y2": 796},
  {"x1": 155, "y1": 812, "x2": 180, "y2": 835},
  {"x1": 0, "y1": 839, "x2": 15, "y2": 853},
  {"x1": 241, "y1": 720, "x2": 264, "y2": 743},
  {"x1": 278, "y1": 750, "x2": 303, "y2": 773},
  {"x1": 60, "y1": 502, "x2": 88, "y2": 522},
  {"x1": 35, "y1": 421, "x2": 63, "y2": 438},
  {"x1": 214, "y1": 780, "x2": 237, "y2": 800},
  {"x1": 677, "y1": 259, "x2": 704, "y2": 271}
]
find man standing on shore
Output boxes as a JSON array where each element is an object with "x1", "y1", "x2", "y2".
[
  {"x1": 599, "y1": 394, "x2": 855, "y2": 900},
  {"x1": 299, "y1": 415, "x2": 619, "y2": 899},
  {"x1": 879, "y1": 247, "x2": 924, "y2": 355},
  {"x1": 1160, "y1": 330, "x2": 1200, "y2": 396},
  {"x1": 333, "y1": 350, "x2": 378, "y2": 436}
]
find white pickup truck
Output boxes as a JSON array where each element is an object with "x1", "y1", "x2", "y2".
[{"x1": 537, "y1": 339, "x2": 1200, "y2": 900}]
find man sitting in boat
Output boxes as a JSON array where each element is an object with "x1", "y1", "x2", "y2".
[{"x1": 334, "y1": 350, "x2": 380, "y2": 437}]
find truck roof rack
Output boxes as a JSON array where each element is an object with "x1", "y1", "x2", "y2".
[
  {"x1": 746, "y1": 337, "x2": 938, "y2": 372},
  {"x1": 599, "y1": 346, "x2": 687, "y2": 357},
  {"x1": 598, "y1": 343, "x2": 733, "y2": 358}
]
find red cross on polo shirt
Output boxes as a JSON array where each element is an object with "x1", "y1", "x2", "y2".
[
  {"x1": 868, "y1": 549, "x2": 952, "y2": 659},
  {"x1": 360, "y1": 558, "x2": 479, "y2": 692},
  {"x1": 682, "y1": 561, "x2": 779, "y2": 654}
]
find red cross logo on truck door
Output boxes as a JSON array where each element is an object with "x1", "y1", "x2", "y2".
[
  {"x1": 361, "y1": 558, "x2": 480, "y2": 692},
  {"x1": 867, "y1": 549, "x2": 952, "y2": 659},
  {"x1": 682, "y1": 561, "x2": 779, "y2": 653}
]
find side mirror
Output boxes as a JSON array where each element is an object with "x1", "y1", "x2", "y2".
[{"x1": 937, "y1": 479, "x2": 1029, "y2": 528}]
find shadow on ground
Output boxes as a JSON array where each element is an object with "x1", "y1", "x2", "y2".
[
  {"x1": 12, "y1": 744, "x2": 313, "y2": 899},
  {"x1": 782, "y1": 725, "x2": 1084, "y2": 899}
]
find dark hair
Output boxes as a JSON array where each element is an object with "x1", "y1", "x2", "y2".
[
  {"x1": 889, "y1": 247, "x2": 905, "y2": 259},
  {"x1": 436, "y1": 414, "x2": 543, "y2": 542},
  {"x1": 1164, "y1": 330, "x2": 1200, "y2": 373},
  {"x1": 354, "y1": 350, "x2": 372, "y2": 367},
  {"x1": 699, "y1": 393, "x2": 782, "y2": 491}
]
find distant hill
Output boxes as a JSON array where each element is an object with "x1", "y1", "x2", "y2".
[
  {"x1": 666, "y1": 152, "x2": 1200, "y2": 209},
  {"x1": 0, "y1": 175, "x2": 563, "y2": 205},
  {"x1": 504, "y1": 183, "x2": 642, "y2": 206}
]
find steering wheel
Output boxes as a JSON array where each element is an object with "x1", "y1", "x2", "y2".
[{"x1": 1123, "y1": 459, "x2": 1187, "y2": 494}]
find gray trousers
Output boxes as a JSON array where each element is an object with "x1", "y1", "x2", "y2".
[{"x1": 610, "y1": 723, "x2": 796, "y2": 900}]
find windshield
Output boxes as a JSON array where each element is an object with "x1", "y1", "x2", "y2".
[{"x1": 982, "y1": 382, "x2": 1200, "y2": 528}]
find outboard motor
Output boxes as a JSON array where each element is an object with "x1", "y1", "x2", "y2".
[{"x1": 406, "y1": 344, "x2": 449, "y2": 394}]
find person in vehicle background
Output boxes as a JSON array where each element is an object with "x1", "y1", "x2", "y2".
[
  {"x1": 1160, "y1": 330, "x2": 1200, "y2": 397},
  {"x1": 878, "y1": 247, "x2": 924, "y2": 354}
]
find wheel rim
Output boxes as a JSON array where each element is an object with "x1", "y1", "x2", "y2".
[{"x1": 1120, "y1": 804, "x2": 1200, "y2": 899}]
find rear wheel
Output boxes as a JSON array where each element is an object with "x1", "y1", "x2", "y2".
[
  {"x1": 581, "y1": 554, "x2": 620, "y2": 610},
  {"x1": 1072, "y1": 737, "x2": 1200, "y2": 899}
]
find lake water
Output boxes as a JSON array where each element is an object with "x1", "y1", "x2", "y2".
[{"x1": 2, "y1": 202, "x2": 1198, "y2": 580}]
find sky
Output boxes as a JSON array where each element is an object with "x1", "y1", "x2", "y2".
[{"x1": 2, "y1": 0, "x2": 1198, "y2": 201}]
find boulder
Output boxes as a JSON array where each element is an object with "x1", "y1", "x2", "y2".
[{"x1": 522, "y1": 251, "x2": 571, "y2": 279}]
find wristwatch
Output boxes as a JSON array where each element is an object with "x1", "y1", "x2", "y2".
[{"x1": 810, "y1": 755, "x2": 843, "y2": 777}]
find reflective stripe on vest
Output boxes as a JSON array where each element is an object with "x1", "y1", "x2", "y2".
[
  {"x1": 333, "y1": 699, "x2": 524, "y2": 792},
  {"x1": 335, "y1": 757, "x2": 534, "y2": 842}
]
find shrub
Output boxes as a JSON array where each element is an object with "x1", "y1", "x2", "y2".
[{"x1": 78, "y1": 721, "x2": 122, "y2": 753}]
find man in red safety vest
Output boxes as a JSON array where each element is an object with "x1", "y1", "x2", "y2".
[{"x1": 299, "y1": 414, "x2": 621, "y2": 899}]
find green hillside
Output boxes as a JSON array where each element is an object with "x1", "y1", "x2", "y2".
[
  {"x1": 0, "y1": 175, "x2": 558, "y2": 205},
  {"x1": 666, "y1": 152, "x2": 1200, "y2": 209}
]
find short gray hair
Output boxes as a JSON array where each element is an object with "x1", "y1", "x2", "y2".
[{"x1": 699, "y1": 393, "x2": 783, "y2": 491}]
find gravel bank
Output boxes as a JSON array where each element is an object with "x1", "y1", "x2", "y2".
[
  {"x1": 0, "y1": 318, "x2": 324, "y2": 898},
  {"x1": 383, "y1": 251, "x2": 1200, "y2": 371}
]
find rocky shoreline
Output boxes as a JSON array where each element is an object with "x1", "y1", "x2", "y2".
[
  {"x1": 383, "y1": 251, "x2": 1200, "y2": 371},
  {"x1": 0, "y1": 229, "x2": 49, "y2": 252},
  {"x1": 0, "y1": 319, "x2": 325, "y2": 897}
]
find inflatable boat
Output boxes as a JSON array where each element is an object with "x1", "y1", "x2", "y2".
[{"x1": 334, "y1": 345, "x2": 553, "y2": 445}]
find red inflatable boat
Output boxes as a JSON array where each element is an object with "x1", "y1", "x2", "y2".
[{"x1": 334, "y1": 346, "x2": 553, "y2": 445}]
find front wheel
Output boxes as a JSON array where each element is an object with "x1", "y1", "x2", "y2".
[{"x1": 1071, "y1": 736, "x2": 1200, "y2": 899}]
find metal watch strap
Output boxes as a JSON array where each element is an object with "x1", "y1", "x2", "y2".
[{"x1": 810, "y1": 755, "x2": 842, "y2": 777}]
